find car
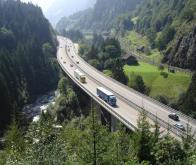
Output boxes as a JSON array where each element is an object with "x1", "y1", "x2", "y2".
[
  {"x1": 174, "y1": 123, "x2": 185, "y2": 131},
  {"x1": 70, "y1": 64, "x2": 73, "y2": 67},
  {"x1": 63, "y1": 61, "x2": 66, "y2": 64},
  {"x1": 76, "y1": 61, "x2": 79, "y2": 64},
  {"x1": 168, "y1": 113, "x2": 179, "y2": 121},
  {"x1": 72, "y1": 56, "x2": 74, "y2": 58}
]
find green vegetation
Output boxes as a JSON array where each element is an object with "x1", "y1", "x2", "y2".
[
  {"x1": 1, "y1": 77, "x2": 195, "y2": 164},
  {"x1": 124, "y1": 62, "x2": 191, "y2": 99},
  {"x1": 133, "y1": 0, "x2": 196, "y2": 70},
  {"x1": 56, "y1": 0, "x2": 142, "y2": 33},
  {"x1": 103, "y1": 70, "x2": 112, "y2": 77},
  {"x1": 121, "y1": 31, "x2": 163, "y2": 64},
  {"x1": 1, "y1": 107, "x2": 196, "y2": 164},
  {"x1": 0, "y1": 0, "x2": 59, "y2": 130},
  {"x1": 80, "y1": 35, "x2": 128, "y2": 85},
  {"x1": 60, "y1": 29, "x2": 84, "y2": 42},
  {"x1": 178, "y1": 73, "x2": 196, "y2": 118},
  {"x1": 129, "y1": 75, "x2": 148, "y2": 95}
]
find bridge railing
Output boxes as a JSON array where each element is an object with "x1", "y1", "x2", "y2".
[
  {"x1": 57, "y1": 54, "x2": 137, "y2": 131},
  {"x1": 62, "y1": 46, "x2": 188, "y2": 138},
  {"x1": 72, "y1": 44, "x2": 196, "y2": 127}
]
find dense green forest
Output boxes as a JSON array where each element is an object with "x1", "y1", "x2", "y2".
[
  {"x1": 57, "y1": 0, "x2": 196, "y2": 117},
  {"x1": 0, "y1": 0, "x2": 59, "y2": 131},
  {"x1": 57, "y1": 0, "x2": 196, "y2": 71},
  {"x1": 125, "y1": 0, "x2": 196, "y2": 115},
  {"x1": 56, "y1": 0, "x2": 143, "y2": 33},
  {"x1": 1, "y1": 76, "x2": 195, "y2": 165},
  {"x1": 133, "y1": 0, "x2": 196, "y2": 70},
  {"x1": 0, "y1": 0, "x2": 196, "y2": 164}
]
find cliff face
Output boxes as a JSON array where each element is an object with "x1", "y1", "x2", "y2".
[
  {"x1": 133, "y1": 0, "x2": 196, "y2": 70},
  {"x1": 168, "y1": 26, "x2": 196, "y2": 70}
]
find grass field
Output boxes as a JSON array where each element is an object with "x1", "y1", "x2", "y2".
[
  {"x1": 122, "y1": 31, "x2": 163, "y2": 64},
  {"x1": 124, "y1": 62, "x2": 191, "y2": 99}
]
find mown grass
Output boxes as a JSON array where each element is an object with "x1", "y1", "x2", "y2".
[{"x1": 124, "y1": 62, "x2": 191, "y2": 99}]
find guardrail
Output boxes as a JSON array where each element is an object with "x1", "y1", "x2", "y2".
[
  {"x1": 119, "y1": 38, "x2": 192, "y2": 75},
  {"x1": 63, "y1": 45, "x2": 187, "y2": 138},
  {"x1": 57, "y1": 55, "x2": 137, "y2": 131},
  {"x1": 72, "y1": 44, "x2": 196, "y2": 127}
]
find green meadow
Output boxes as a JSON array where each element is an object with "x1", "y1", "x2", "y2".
[{"x1": 124, "y1": 62, "x2": 191, "y2": 99}]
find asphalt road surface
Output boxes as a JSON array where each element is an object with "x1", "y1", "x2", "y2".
[{"x1": 57, "y1": 36, "x2": 196, "y2": 139}]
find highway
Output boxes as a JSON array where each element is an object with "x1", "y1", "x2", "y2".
[{"x1": 57, "y1": 36, "x2": 196, "y2": 139}]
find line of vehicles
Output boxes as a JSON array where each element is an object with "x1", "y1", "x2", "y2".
[
  {"x1": 73, "y1": 68, "x2": 185, "y2": 131},
  {"x1": 74, "y1": 68, "x2": 117, "y2": 106},
  {"x1": 61, "y1": 43, "x2": 118, "y2": 107},
  {"x1": 60, "y1": 42, "x2": 186, "y2": 132}
]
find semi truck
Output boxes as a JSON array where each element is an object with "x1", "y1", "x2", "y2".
[
  {"x1": 97, "y1": 87, "x2": 117, "y2": 106},
  {"x1": 74, "y1": 69, "x2": 86, "y2": 83}
]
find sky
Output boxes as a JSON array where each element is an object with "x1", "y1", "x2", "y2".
[{"x1": 21, "y1": 0, "x2": 55, "y2": 12}]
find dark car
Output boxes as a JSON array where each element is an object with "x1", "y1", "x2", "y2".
[
  {"x1": 168, "y1": 113, "x2": 179, "y2": 121},
  {"x1": 174, "y1": 123, "x2": 185, "y2": 131},
  {"x1": 76, "y1": 61, "x2": 79, "y2": 64}
]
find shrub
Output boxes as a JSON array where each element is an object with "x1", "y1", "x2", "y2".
[
  {"x1": 155, "y1": 95, "x2": 169, "y2": 105},
  {"x1": 126, "y1": 56, "x2": 139, "y2": 66},
  {"x1": 158, "y1": 64, "x2": 164, "y2": 71},
  {"x1": 160, "y1": 72, "x2": 168, "y2": 78}
]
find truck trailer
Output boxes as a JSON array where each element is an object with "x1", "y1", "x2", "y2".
[
  {"x1": 97, "y1": 87, "x2": 117, "y2": 106},
  {"x1": 74, "y1": 69, "x2": 86, "y2": 83}
]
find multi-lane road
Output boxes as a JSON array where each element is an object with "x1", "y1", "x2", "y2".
[{"x1": 57, "y1": 36, "x2": 196, "y2": 139}]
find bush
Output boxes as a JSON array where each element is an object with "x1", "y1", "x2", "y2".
[
  {"x1": 155, "y1": 95, "x2": 169, "y2": 105},
  {"x1": 156, "y1": 26, "x2": 176, "y2": 50},
  {"x1": 160, "y1": 72, "x2": 168, "y2": 78},
  {"x1": 104, "y1": 58, "x2": 115, "y2": 69},
  {"x1": 131, "y1": 75, "x2": 147, "y2": 94},
  {"x1": 126, "y1": 56, "x2": 139, "y2": 66},
  {"x1": 88, "y1": 59, "x2": 102, "y2": 70},
  {"x1": 158, "y1": 64, "x2": 164, "y2": 71},
  {"x1": 180, "y1": 8, "x2": 194, "y2": 21}
]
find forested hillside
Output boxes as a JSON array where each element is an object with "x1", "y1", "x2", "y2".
[
  {"x1": 1, "y1": 76, "x2": 195, "y2": 164},
  {"x1": 45, "y1": 0, "x2": 96, "y2": 26},
  {"x1": 134, "y1": 0, "x2": 196, "y2": 70},
  {"x1": 130, "y1": 0, "x2": 196, "y2": 115},
  {"x1": 0, "y1": 0, "x2": 59, "y2": 130},
  {"x1": 56, "y1": 0, "x2": 143, "y2": 32}
]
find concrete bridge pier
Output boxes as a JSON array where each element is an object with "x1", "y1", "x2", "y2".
[
  {"x1": 98, "y1": 106, "x2": 118, "y2": 132},
  {"x1": 111, "y1": 115, "x2": 118, "y2": 132},
  {"x1": 99, "y1": 106, "x2": 111, "y2": 127}
]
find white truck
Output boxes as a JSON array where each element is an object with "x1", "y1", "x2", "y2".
[
  {"x1": 97, "y1": 87, "x2": 117, "y2": 106},
  {"x1": 74, "y1": 69, "x2": 86, "y2": 83}
]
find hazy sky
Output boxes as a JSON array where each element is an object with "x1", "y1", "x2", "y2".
[{"x1": 21, "y1": 0, "x2": 55, "y2": 12}]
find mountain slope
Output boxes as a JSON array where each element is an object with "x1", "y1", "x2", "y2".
[
  {"x1": 134, "y1": 0, "x2": 196, "y2": 70},
  {"x1": 45, "y1": 0, "x2": 96, "y2": 26},
  {"x1": 56, "y1": 0, "x2": 143, "y2": 32},
  {"x1": 0, "y1": 0, "x2": 58, "y2": 130}
]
